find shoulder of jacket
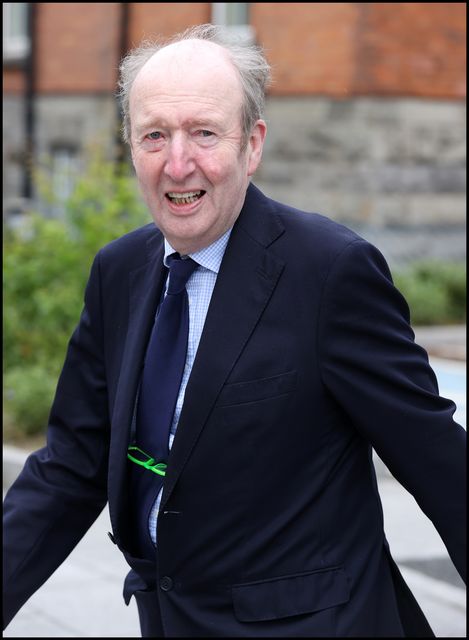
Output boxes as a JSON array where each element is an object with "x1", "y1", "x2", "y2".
[
  {"x1": 96, "y1": 223, "x2": 160, "y2": 262},
  {"x1": 268, "y1": 196, "x2": 367, "y2": 257}
]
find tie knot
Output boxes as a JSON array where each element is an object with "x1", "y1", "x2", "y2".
[{"x1": 166, "y1": 253, "x2": 198, "y2": 294}]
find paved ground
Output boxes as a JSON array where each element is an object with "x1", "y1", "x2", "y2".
[
  {"x1": 3, "y1": 342, "x2": 466, "y2": 637},
  {"x1": 413, "y1": 324, "x2": 466, "y2": 363}
]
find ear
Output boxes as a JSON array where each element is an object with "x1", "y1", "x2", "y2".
[{"x1": 247, "y1": 119, "x2": 267, "y2": 177}]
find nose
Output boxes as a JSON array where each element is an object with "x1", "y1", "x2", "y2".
[{"x1": 163, "y1": 133, "x2": 196, "y2": 182}]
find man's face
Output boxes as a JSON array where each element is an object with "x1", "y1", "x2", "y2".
[{"x1": 129, "y1": 40, "x2": 266, "y2": 255}]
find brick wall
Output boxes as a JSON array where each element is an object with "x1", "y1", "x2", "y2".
[
  {"x1": 253, "y1": 3, "x2": 360, "y2": 97},
  {"x1": 3, "y1": 3, "x2": 466, "y2": 98},
  {"x1": 35, "y1": 2, "x2": 121, "y2": 93},
  {"x1": 3, "y1": 68, "x2": 25, "y2": 94},
  {"x1": 253, "y1": 2, "x2": 466, "y2": 99},
  {"x1": 128, "y1": 3, "x2": 211, "y2": 46},
  {"x1": 353, "y1": 3, "x2": 466, "y2": 98}
]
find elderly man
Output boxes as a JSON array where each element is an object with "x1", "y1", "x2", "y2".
[{"x1": 3, "y1": 24, "x2": 466, "y2": 637}]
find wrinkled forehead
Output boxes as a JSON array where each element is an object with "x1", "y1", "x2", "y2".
[{"x1": 132, "y1": 39, "x2": 242, "y2": 101}]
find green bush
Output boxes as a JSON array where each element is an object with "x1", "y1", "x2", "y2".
[
  {"x1": 3, "y1": 366, "x2": 59, "y2": 437},
  {"x1": 393, "y1": 260, "x2": 466, "y2": 326},
  {"x1": 3, "y1": 156, "x2": 148, "y2": 439}
]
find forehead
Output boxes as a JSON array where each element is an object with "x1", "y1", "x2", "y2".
[{"x1": 131, "y1": 40, "x2": 243, "y2": 113}]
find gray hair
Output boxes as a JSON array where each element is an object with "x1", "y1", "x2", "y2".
[{"x1": 117, "y1": 23, "x2": 271, "y2": 147}]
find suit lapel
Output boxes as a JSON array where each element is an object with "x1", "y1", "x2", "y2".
[
  {"x1": 108, "y1": 231, "x2": 166, "y2": 532},
  {"x1": 161, "y1": 184, "x2": 285, "y2": 511}
]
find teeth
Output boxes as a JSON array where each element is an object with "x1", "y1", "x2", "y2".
[
  {"x1": 167, "y1": 191, "x2": 202, "y2": 204},
  {"x1": 167, "y1": 191, "x2": 201, "y2": 198}
]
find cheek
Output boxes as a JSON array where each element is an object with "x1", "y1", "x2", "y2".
[
  {"x1": 195, "y1": 155, "x2": 225, "y2": 184},
  {"x1": 133, "y1": 167, "x2": 161, "y2": 209},
  {"x1": 207, "y1": 164, "x2": 246, "y2": 195},
  {"x1": 198, "y1": 146, "x2": 245, "y2": 183},
  {"x1": 135, "y1": 158, "x2": 162, "y2": 188}
]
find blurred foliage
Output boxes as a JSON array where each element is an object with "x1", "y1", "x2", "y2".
[
  {"x1": 393, "y1": 260, "x2": 466, "y2": 326},
  {"x1": 3, "y1": 154, "x2": 148, "y2": 439}
]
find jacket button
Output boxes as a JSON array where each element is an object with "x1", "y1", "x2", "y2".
[{"x1": 160, "y1": 576, "x2": 173, "y2": 592}]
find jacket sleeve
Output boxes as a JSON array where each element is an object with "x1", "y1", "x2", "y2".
[
  {"x1": 318, "y1": 238, "x2": 466, "y2": 582},
  {"x1": 3, "y1": 251, "x2": 110, "y2": 629}
]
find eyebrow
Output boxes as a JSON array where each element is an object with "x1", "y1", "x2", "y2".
[{"x1": 134, "y1": 117, "x2": 223, "y2": 136}]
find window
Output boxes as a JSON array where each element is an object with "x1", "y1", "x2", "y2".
[
  {"x1": 211, "y1": 3, "x2": 254, "y2": 42},
  {"x1": 3, "y1": 3, "x2": 30, "y2": 61}
]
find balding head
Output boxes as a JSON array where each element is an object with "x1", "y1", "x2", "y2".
[
  {"x1": 134, "y1": 37, "x2": 238, "y2": 88},
  {"x1": 118, "y1": 24, "x2": 271, "y2": 147}
]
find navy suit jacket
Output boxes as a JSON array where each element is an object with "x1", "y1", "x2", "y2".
[{"x1": 3, "y1": 183, "x2": 466, "y2": 636}]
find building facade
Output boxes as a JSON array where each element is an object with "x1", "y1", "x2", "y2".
[{"x1": 3, "y1": 2, "x2": 466, "y2": 263}]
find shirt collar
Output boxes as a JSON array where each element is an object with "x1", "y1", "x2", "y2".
[{"x1": 164, "y1": 228, "x2": 232, "y2": 275}]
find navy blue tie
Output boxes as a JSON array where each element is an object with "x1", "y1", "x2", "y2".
[{"x1": 130, "y1": 253, "x2": 198, "y2": 557}]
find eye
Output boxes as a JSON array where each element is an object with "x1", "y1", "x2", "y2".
[
  {"x1": 198, "y1": 130, "x2": 214, "y2": 138},
  {"x1": 147, "y1": 131, "x2": 162, "y2": 140}
]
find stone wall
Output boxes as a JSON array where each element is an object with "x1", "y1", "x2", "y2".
[
  {"x1": 255, "y1": 96, "x2": 466, "y2": 266},
  {"x1": 4, "y1": 92, "x2": 466, "y2": 266}
]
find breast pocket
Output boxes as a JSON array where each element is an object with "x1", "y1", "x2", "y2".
[{"x1": 216, "y1": 371, "x2": 297, "y2": 408}]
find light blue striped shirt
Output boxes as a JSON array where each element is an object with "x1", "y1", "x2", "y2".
[{"x1": 149, "y1": 228, "x2": 232, "y2": 544}]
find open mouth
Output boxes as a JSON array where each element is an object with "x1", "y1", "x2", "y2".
[{"x1": 166, "y1": 190, "x2": 205, "y2": 205}]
